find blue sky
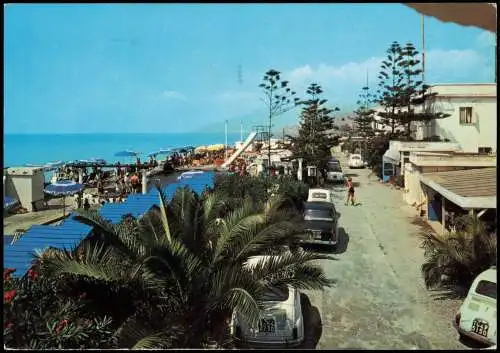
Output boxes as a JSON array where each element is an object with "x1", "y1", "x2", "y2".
[{"x1": 4, "y1": 4, "x2": 496, "y2": 134}]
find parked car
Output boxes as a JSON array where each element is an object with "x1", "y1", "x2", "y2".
[
  {"x1": 324, "y1": 161, "x2": 345, "y2": 184},
  {"x1": 348, "y1": 154, "x2": 365, "y2": 169},
  {"x1": 302, "y1": 201, "x2": 339, "y2": 246},
  {"x1": 453, "y1": 267, "x2": 497, "y2": 347},
  {"x1": 230, "y1": 255, "x2": 305, "y2": 347},
  {"x1": 307, "y1": 188, "x2": 334, "y2": 204}
]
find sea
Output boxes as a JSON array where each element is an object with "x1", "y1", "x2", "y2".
[{"x1": 4, "y1": 132, "x2": 242, "y2": 170}]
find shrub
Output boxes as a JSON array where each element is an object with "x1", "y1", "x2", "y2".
[
  {"x1": 3, "y1": 266, "x2": 115, "y2": 349},
  {"x1": 213, "y1": 173, "x2": 309, "y2": 211},
  {"x1": 419, "y1": 215, "x2": 497, "y2": 297}
]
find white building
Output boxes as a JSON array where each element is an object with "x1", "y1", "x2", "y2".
[{"x1": 413, "y1": 83, "x2": 497, "y2": 153}]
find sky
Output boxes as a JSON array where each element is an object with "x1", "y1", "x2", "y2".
[{"x1": 4, "y1": 3, "x2": 496, "y2": 134}]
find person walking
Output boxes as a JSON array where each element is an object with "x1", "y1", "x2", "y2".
[{"x1": 345, "y1": 177, "x2": 356, "y2": 206}]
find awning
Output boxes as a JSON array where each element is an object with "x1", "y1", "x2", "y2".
[
  {"x1": 420, "y1": 168, "x2": 496, "y2": 209},
  {"x1": 404, "y1": 3, "x2": 497, "y2": 33},
  {"x1": 383, "y1": 148, "x2": 400, "y2": 164}
]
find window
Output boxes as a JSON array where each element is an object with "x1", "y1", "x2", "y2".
[
  {"x1": 311, "y1": 192, "x2": 327, "y2": 199},
  {"x1": 478, "y1": 147, "x2": 492, "y2": 154},
  {"x1": 475, "y1": 280, "x2": 496, "y2": 300},
  {"x1": 459, "y1": 107, "x2": 473, "y2": 125}
]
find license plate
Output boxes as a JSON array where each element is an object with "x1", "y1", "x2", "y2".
[
  {"x1": 472, "y1": 319, "x2": 489, "y2": 337},
  {"x1": 258, "y1": 319, "x2": 275, "y2": 333}
]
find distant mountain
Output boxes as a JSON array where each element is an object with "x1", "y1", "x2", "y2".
[{"x1": 194, "y1": 108, "x2": 355, "y2": 136}]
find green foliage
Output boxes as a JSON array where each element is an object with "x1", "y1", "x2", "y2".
[
  {"x1": 259, "y1": 69, "x2": 300, "y2": 172},
  {"x1": 14, "y1": 183, "x2": 331, "y2": 349},
  {"x1": 213, "y1": 173, "x2": 309, "y2": 212},
  {"x1": 353, "y1": 85, "x2": 376, "y2": 138},
  {"x1": 3, "y1": 268, "x2": 115, "y2": 349},
  {"x1": 419, "y1": 215, "x2": 497, "y2": 297},
  {"x1": 376, "y1": 41, "x2": 450, "y2": 137},
  {"x1": 376, "y1": 41, "x2": 405, "y2": 134},
  {"x1": 289, "y1": 83, "x2": 340, "y2": 170}
]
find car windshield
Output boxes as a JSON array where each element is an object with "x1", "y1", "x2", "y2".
[
  {"x1": 351, "y1": 155, "x2": 361, "y2": 160},
  {"x1": 304, "y1": 208, "x2": 334, "y2": 220},
  {"x1": 475, "y1": 280, "x2": 497, "y2": 299},
  {"x1": 327, "y1": 164, "x2": 342, "y2": 172},
  {"x1": 261, "y1": 285, "x2": 289, "y2": 302}
]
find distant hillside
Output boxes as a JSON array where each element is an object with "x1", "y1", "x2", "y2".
[{"x1": 196, "y1": 109, "x2": 355, "y2": 136}]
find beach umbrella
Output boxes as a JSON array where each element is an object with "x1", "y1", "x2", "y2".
[
  {"x1": 90, "y1": 158, "x2": 107, "y2": 165},
  {"x1": 115, "y1": 150, "x2": 140, "y2": 157},
  {"x1": 207, "y1": 144, "x2": 225, "y2": 152},
  {"x1": 195, "y1": 145, "x2": 208, "y2": 153},
  {"x1": 44, "y1": 180, "x2": 85, "y2": 216},
  {"x1": 147, "y1": 151, "x2": 161, "y2": 158},
  {"x1": 44, "y1": 160, "x2": 65, "y2": 170},
  {"x1": 404, "y1": 3, "x2": 496, "y2": 32},
  {"x1": 4, "y1": 196, "x2": 20, "y2": 212}
]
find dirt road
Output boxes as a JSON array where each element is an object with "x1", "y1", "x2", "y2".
[{"x1": 302, "y1": 155, "x2": 465, "y2": 350}]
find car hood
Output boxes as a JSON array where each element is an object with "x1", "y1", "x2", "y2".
[{"x1": 459, "y1": 295, "x2": 497, "y2": 338}]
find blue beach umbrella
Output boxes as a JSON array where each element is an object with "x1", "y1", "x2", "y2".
[
  {"x1": 4, "y1": 196, "x2": 20, "y2": 212},
  {"x1": 44, "y1": 180, "x2": 85, "y2": 216},
  {"x1": 90, "y1": 158, "x2": 107, "y2": 165},
  {"x1": 115, "y1": 150, "x2": 140, "y2": 157},
  {"x1": 147, "y1": 151, "x2": 161, "y2": 158},
  {"x1": 44, "y1": 160, "x2": 65, "y2": 170}
]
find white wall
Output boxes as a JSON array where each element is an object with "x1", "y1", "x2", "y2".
[{"x1": 414, "y1": 84, "x2": 497, "y2": 153}]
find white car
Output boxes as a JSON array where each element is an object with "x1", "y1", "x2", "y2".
[
  {"x1": 453, "y1": 267, "x2": 497, "y2": 347},
  {"x1": 348, "y1": 154, "x2": 365, "y2": 169},
  {"x1": 307, "y1": 188, "x2": 334, "y2": 204},
  {"x1": 230, "y1": 255, "x2": 304, "y2": 347},
  {"x1": 325, "y1": 163, "x2": 345, "y2": 184}
]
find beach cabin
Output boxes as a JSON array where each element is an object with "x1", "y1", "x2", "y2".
[{"x1": 4, "y1": 167, "x2": 45, "y2": 212}]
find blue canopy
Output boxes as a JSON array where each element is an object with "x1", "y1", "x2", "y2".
[
  {"x1": 4, "y1": 196, "x2": 20, "y2": 210},
  {"x1": 147, "y1": 151, "x2": 161, "y2": 158},
  {"x1": 44, "y1": 160, "x2": 65, "y2": 170},
  {"x1": 115, "y1": 150, "x2": 140, "y2": 157},
  {"x1": 44, "y1": 180, "x2": 84, "y2": 196},
  {"x1": 90, "y1": 158, "x2": 107, "y2": 165}
]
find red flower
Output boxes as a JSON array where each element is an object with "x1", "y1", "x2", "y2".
[
  {"x1": 3, "y1": 268, "x2": 16, "y2": 281},
  {"x1": 4, "y1": 321, "x2": 13, "y2": 330},
  {"x1": 55, "y1": 319, "x2": 69, "y2": 333},
  {"x1": 27, "y1": 269, "x2": 39, "y2": 281},
  {"x1": 4, "y1": 289, "x2": 17, "y2": 304},
  {"x1": 79, "y1": 292, "x2": 87, "y2": 300}
]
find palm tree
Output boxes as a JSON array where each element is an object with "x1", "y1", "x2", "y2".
[
  {"x1": 37, "y1": 186, "x2": 336, "y2": 348},
  {"x1": 419, "y1": 214, "x2": 497, "y2": 297}
]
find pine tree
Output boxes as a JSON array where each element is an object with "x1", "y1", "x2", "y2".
[
  {"x1": 289, "y1": 83, "x2": 340, "y2": 170},
  {"x1": 397, "y1": 42, "x2": 450, "y2": 137},
  {"x1": 353, "y1": 85, "x2": 376, "y2": 138},
  {"x1": 376, "y1": 41, "x2": 405, "y2": 134}
]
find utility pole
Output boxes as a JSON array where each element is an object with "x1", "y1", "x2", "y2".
[
  {"x1": 421, "y1": 14, "x2": 426, "y2": 84},
  {"x1": 224, "y1": 120, "x2": 228, "y2": 161}
]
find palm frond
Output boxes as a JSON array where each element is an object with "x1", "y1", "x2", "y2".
[
  {"x1": 155, "y1": 184, "x2": 172, "y2": 244},
  {"x1": 37, "y1": 241, "x2": 130, "y2": 282}
]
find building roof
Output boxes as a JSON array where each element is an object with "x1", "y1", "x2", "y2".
[
  {"x1": 420, "y1": 168, "x2": 496, "y2": 209},
  {"x1": 3, "y1": 214, "x2": 93, "y2": 277},
  {"x1": 4, "y1": 171, "x2": 216, "y2": 277}
]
